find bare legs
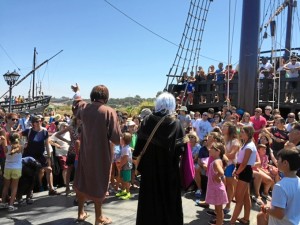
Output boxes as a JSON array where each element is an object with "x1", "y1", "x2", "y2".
[
  {"x1": 39, "y1": 167, "x2": 55, "y2": 191},
  {"x1": 215, "y1": 204, "x2": 224, "y2": 225},
  {"x1": 66, "y1": 165, "x2": 74, "y2": 193},
  {"x1": 194, "y1": 166, "x2": 202, "y2": 191},
  {"x1": 76, "y1": 189, "x2": 110, "y2": 225},
  {"x1": 230, "y1": 180, "x2": 251, "y2": 223},
  {"x1": 2, "y1": 178, "x2": 20, "y2": 206},
  {"x1": 224, "y1": 177, "x2": 236, "y2": 211}
]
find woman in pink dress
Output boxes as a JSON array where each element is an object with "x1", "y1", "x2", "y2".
[{"x1": 205, "y1": 142, "x2": 228, "y2": 225}]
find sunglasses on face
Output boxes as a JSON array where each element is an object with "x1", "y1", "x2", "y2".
[{"x1": 10, "y1": 118, "x2": 18, "y2": 121}]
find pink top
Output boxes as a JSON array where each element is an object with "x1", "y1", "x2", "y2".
[{"x1": 205, "y1": 159, "x2": 228, "y2": 205}]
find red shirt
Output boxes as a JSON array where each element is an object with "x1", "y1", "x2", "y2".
[{"x1": 250, "y1": 115, "x2": 267, "y2": 142}]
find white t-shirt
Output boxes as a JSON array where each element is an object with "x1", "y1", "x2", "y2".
[
  {"x1": 19, "y1": 117, "x2": 31, "y2": 131},
  {"x1": 285, "y1": 123, "x2": 294, "y2": 133},
  {"x1": 193, "y1": 119, "x2": 212, "y2": 141},
  {"x1": 241, "y1": 121, "x2": 253, "y2": 127},
  {"x1": 259, "y1": 62, "x2": 273, "y2": 79},
  {"x1": 237, "y1": 141, "x2": 257, "y2": 166},
  {"x1": 177, "y1": 114, "x2": 191, "y2": 129},
  {"x1": 5, "y1": 145, "x2": 22, "y2": 169},
  {"x1": 50, "y1": 132, "x2": 70, "y2": 156},
  {"x1": 284, "y1": 62, "x2": 300, "y2": 78},
  {"x1": 121, "y1": 145, "x2": 132, "y2": 170},
  {"x1": 268, "y1": 177, "x2": 300, "y2": 225},
  {"x1": 226, "y1": 139, "x2": 240, "y2": 165}
]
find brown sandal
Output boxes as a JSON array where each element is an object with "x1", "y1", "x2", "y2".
[
  {"x1": 75, "y1": 212, "x2": 89, "y2": 222},
  {"x1": 95, "y1": 216, "x2": 112, "y2": 225},
  {"x1": 237, "y1": 218, "x2": 250, "y2": 224}
]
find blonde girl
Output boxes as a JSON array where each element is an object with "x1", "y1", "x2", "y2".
[
  {"x1": 222, "y1": 122, "x2": 240, "y2": 214},
  {"x1": 0, "y1": 132, "x2": 23, "y2": 211},
  {"x1": 205, "y1": 142, "x2": 228, "y2": 225}
]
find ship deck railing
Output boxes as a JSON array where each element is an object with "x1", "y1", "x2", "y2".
[
  {"x1": 167, "y1": 75, "x2": 300, "y2": 111},
  {"x1": 0, "y1": 95, "x2": 51, "y2": 113}
]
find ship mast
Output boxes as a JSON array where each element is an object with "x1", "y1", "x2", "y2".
[
  {"x1": 32, "y1": 47, "x2": 37, "y2": 99},
  {"x1": 285, "y1": 0, "x2": 296, "y2": 58}
]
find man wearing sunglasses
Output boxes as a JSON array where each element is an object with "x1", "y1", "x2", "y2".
[{"x1": 283, "y1": 56, "x2": 300, "y2": 103}]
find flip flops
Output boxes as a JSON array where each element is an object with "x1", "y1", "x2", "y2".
[
  {"x1": 237, "y1": 218, "x2": 250, "y2": 224},
  {"x1": 95, "y1": 216, "x2": 112, "y2": 225},
  {"x1": 75, "y1": 212, "x2": 90, "y2": 223}
]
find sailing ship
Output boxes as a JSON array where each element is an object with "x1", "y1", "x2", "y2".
[
  {"x1": 165, "y1": 0, "x2": 300, "y2": 113},
  {"x1": 0, "y1": 48, "x2": 62, "y2": 115}
]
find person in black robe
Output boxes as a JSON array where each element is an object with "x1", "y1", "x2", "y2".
[{"x1": 133, "y1": 92, "x2": 185, "y2": 225}]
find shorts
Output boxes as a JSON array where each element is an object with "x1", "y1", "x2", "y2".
[
  {"x1": 224, "y1": 164, "x2": 235, "y2": 177},
  {"x1": 66, "y1": 152, "x2": 76, "y2": 166},
  {"x1": 236, "y1": 164, "x2": 253, "y2": 183},
  {"x1": 58, "y1": 156, "x2": 68, "y2": 170},
  {"x1": 121, "y1": 170, "x2": 131, "y2": 182},
  {"x1": 36, "y1": 155, "x2": 48, "y2": 167},
  {"x1": 4, "y1": 168, "x2": 22, "y2": 180},
  {"x1": 23, "y1": 153, "x2": 48, "y2": 168}
]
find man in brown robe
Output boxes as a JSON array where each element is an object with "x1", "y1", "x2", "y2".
[{"x1": 71, "y1": 84, "x2": 121, "y2": 225}]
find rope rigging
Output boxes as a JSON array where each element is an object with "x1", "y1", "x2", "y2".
[{"x1": 165, "y1": 0, "x2": 213, "y2": 91}]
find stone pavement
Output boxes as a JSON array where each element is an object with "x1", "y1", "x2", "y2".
[{"x1": 0, "y1": 187, "x2": 260, "y2": 225}]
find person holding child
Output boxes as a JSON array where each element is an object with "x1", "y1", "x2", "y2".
[
  {"x1": 116, "y1": 132, "x2": 132, "y2": 200},
  {"x1": 0, "y1": 132, "x2": 22, "y2": 211}
]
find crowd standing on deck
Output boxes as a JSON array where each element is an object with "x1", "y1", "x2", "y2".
[
  {"x1": 174, "y1": 56, "x2": 300, "y2": 105},
  {"x1": 0, "y1": 83, "x2": 300, "y2": 225}
]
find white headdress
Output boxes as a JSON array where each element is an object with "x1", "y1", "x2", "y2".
[{"x1": 155, "y1": 92, "x2": 176, "y2": 115}]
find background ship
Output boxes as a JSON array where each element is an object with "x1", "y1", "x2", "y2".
[{"x1": 0, "y1": 48, "x2": 62, "y2": 115}]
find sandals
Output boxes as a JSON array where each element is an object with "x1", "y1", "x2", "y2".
[
  {"x1": 251, "y1": 195, "x2": 263, "y2": 206},
  {"x1": 75, "y1": 212, "x2": 90, "y2": 223},
  {"x1": 95, "y1": 216, "x2": 112, "y2": 225},
  {"x1": 237, "y1": 218, "x2": 250, "y2": 224}
]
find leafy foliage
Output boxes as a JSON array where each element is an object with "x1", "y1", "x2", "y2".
[{"x1": 48, "y1": 96, "x2": 155, "y2": 117}]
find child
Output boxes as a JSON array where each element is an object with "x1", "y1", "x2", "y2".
[
  {"x1": 205, "y1": 142, "x2": 228, "y2": 225},
  {"x1": 0, "y1": 132, "x2": 23, "y2": 211},
  {"x1": 116, "y1": 132, "x2": 132, "y2": 200},
  {"x1": 257, "y1": 147, "x2": 300, "y2": 225},
  {"x1": 258, "y1": 144, "x2": 280, "y2": 184},
  {"x1": 110, "y1": 144, "x2": 121, "y2": 193}
]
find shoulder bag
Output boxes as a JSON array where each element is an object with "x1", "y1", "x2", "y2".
[{"x1": 135, "y1": 115, "x2": 166, "y2": 174}]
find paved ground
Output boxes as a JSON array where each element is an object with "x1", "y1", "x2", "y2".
[{"x1": 0, "y1": 187, "x2": 261, "y2": 225}]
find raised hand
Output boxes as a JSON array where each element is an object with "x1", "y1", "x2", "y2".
[{"x1": 71, "y1": 83, "x2": 80, "y2": 92}]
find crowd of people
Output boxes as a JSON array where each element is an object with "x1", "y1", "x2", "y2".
[
  {"x1": 175, "y1": 55, "x2": 300, "y2": 105},
  {"x1": 0, "y1": 83, "x2": 300, "y2": 225},
  {"x1": 177, "y1": 104, "x2": 300, "y2": 225}
]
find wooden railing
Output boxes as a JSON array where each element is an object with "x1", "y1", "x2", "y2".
[{"x1": 168, "y1": 75, "x2": 300, "y2": 109}]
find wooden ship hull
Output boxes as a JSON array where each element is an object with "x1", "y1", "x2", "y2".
[{"x1": 0, "y1": 95, "x2": 51, "y2": 115}]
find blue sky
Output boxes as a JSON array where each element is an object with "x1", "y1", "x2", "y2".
[{"x1": 0, "y1": 0, "x2": 296, "y2": 99}]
